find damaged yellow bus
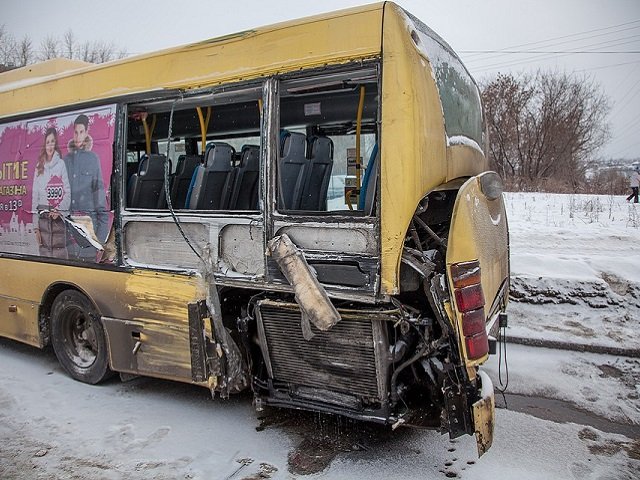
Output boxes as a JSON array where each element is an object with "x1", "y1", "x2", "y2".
[{"x1": 0, "y1": 2, "x2": 508, "y2": 456}]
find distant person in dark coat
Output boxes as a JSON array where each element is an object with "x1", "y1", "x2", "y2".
[
  {"x1": 626, "y1": 167, "x2": 640, "y2": 204},
  {"x1": 64, "y1": 114, "x2": 109, "y2": 260}
]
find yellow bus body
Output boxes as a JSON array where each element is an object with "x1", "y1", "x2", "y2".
[
  {"x1": 0, "y1": 2, "x2": 508, "y2": 456},
  {"x1": 0, "y1": 257, "x2": 202, "y2": 382},
  {"x1": 0, "y1": 3, "x2": 497, "y2": 296}
]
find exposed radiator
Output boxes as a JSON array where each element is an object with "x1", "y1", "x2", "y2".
[{"x1": 256, "y1": 300, "x2": 387, "y2": 402}]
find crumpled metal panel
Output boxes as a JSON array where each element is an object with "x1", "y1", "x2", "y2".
[{"x1": 267, "y1": 233, "x2": 341, "y2": 331}]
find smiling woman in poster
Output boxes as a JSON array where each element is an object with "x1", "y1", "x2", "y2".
[{"x1": 31, "y1": 127, "x2": 71, "y2": 258}]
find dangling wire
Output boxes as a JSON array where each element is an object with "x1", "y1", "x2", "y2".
[
  {"x1": 163, "y1": 97, "x2": 205, "y2": 265},
  {"x1": 496, "y1": 321, "x2": 509, "y2": 408}
]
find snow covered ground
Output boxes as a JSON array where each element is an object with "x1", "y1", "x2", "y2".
[
  {"x1": 1, "y1": 339, "x2": 638, "y2": 479},
  {"x1": 1, "y1": 192, "x2": 639, "y2": 479},
  {"x1": 505, "y1": 192, "x2": 640, "y2": 353}
]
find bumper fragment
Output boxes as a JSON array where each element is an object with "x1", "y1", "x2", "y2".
[{"x1": 472, "y1": 370, "x2": 495, "y2": 457}]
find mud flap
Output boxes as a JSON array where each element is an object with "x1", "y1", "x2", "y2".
[{"x1": 472, "y1": 370, "x2": 495, "y2": 457}]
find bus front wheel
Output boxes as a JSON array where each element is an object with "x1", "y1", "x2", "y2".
[{"x1": 50, "y1": 289, "x2": 113, "y2": 384}]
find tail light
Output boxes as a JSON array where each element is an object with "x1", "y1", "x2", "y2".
[
  {"x1": 454, "y1": 285, "x2": 485, "y2": 312},
  {"x1": 451, "y1": 260, "x2": 489, "y2": 360}
]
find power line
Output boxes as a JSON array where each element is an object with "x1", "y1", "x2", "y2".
[
  {"x1": 613, "y1": 76, "x2": 640, "y2": 114},
  {"x1": 468, "y1": 35, "x2": 640, "y2": 72},
  {"x1": 462, "y1": 50, "x2": 640, "y2": 54},
  {"x1": 611, "y1": 112, "x2": 640, "y2": 140},
  {"x1": 574, "y1": 59, "x2": 640, "y2": 72},
  {"x1": 614, "y1": 60, "x2": 640, "y2": 91},
  {"x1": 609, "y1": 84, "x2": 640, "y2": 120},
  {"x1": 610, "y1": 140, "x2": 639, "y2": 158},
  {"x1": 608, "y1": 112, "x2": 640, "y2": 153},
  {"x1": 471, "y1": 48, "x2": 637, "y2": 74},
  {"x1": 461, "y1": 19, "x2": 640, "y2": 59},
  {"x1": 463, "y1": 28, "x2": 640, "y2": 73},
  {"x1": 615, "y1": 121, "x2": 640, "y2": 142}
]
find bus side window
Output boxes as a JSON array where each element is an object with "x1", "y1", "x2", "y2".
[
  {"x1": 126, "y1": 85, "x2": 262, "y2": 212},
  {"x1": 278, "y1": 69, "x2": 378, "y2": 215}
]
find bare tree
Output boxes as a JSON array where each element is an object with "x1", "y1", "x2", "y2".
[
  {"x1": 481, "y1": 70, "x2": 610, "y2": 192},
  {"x1": 0, "y1": 24, "x2": 18, "y2": 68},
  {"x1": 94, "y1": 40, "x2": 119, "y2": 63},
  {"x1": 586, "y1": 169, "x2": 628, "y2": 195},
  {"x1": 115, "y1": 48, "x2": 128, "y2": 60},
  {"x1": 482, "y1": 73, "x2": 533, "y2": 182},
  {"x1": 16, "y1": 35, "x2": 34, "y2": 66},
  {"x1": 39, "y1": 35, "x2": 60, "y2": 61},
  {"x1": 63, "y1": 29, "x2": 76, "y2": 59},
  {"x1": 0, "y1": 25, "x2": 126, "y2": 72}
]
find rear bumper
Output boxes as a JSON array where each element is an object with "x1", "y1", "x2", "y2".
[{"x1": 472, "y1": 370, "x2": 495, "y2": 456}]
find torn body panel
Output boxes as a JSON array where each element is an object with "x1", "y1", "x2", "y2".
[
  {"x1": 267, "y1": 233, "x2": 341, "y2": 332},
  {"x1": 388, "y1": 185, "x2": 504, "y2": 453},
  {"x1": 446, "y1": 173, "x2": 509, "y2": 376},
  {"x1": 240, "y1": 187, "x2": 501, "y2": 452}
]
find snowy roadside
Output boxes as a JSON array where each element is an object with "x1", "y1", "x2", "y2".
[
  {"x1": 1, "y1": 338, "x2": 638, "y2": 479},
  {"x1": 2, "y1": 191, "x2": 640, "y2": 479},
  {"x1": 484, "y1": 343, "x2": 640, "y2": 427},
  {"x1": 483, "y1": 192, "x2": 640, "y2": 437},
  {"x1": 504, "y1": 192, "x2": 640, "y2": 355}
]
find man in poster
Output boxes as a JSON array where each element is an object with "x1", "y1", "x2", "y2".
[{"x1": 64, "y1": 114, "x2": 109, "y2": 261}]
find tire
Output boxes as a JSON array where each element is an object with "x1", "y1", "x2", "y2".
[{"x1": 50, "y1": 289, "x2": 113, "y2": 384}]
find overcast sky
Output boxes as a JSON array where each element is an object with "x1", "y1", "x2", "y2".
[{"x1": 2, "y1": 0, "x2": 640, "y2": 161}]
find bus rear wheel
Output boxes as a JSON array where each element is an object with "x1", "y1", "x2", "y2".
[{"x1": 50, "y1": 289, "x2": 113, "y2": 384}]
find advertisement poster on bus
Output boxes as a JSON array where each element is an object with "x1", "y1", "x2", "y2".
[{"x1": 0, "y1": 105, "x2": 116, "y2": 262}]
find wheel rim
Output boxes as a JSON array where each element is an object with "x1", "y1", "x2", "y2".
[{"x1": 60, "y1": 306, "x2": 98, "y2": 368}]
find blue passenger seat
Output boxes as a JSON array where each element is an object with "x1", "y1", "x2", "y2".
[
  {"x1": 300, "y1": 136, "x2": 333, "y2": 211},
  {"x1": 170, "y1": 154, "x2": 201, "y2": 209},
  {"x1": 127, "y1": 154, "x2": 167, "y2": 208},
  {"x1": 188, "y1": 143, "x2": 235, "y2": 210},
  {"x1": 359, "y1": 143, "x2": 378, "y2": 212},
  {"x1": 278, "y1": 131, "x2": 307, "y2": 210},
  {"x1": 229, "y1": 145, "x2": 260, "y2": 210}
]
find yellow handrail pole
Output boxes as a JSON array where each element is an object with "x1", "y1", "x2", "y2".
[
  {"x1": 196, "y1": 106, "x2": 211, "y2": 154},
  {"x1": 355, "y1": 85, "x2": 365, "y2": 190},
  {"x1": 258, "y1": 98, "x2": 263, "y2": 115},
  {"x1": 142, "y1": 114, "x2": 157, "y2": 155},
  {"x1": 353, "y1": 85, "x2": 366, "y2": 208}
]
